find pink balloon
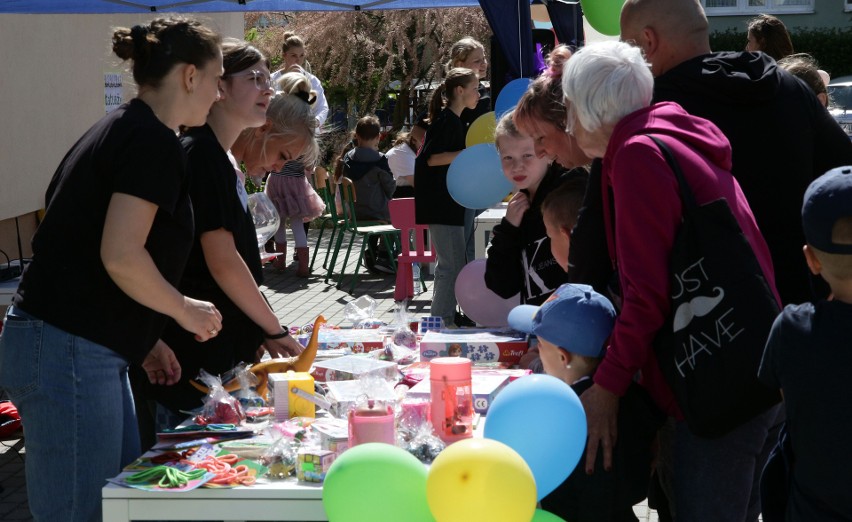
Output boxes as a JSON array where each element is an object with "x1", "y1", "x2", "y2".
[{"x1": 454, "y1": 259, "x2": 520, "y2": 327}]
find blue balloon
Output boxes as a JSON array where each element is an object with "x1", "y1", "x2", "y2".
[
  {"x1": 494, "y1": 78, "x2": 533, "y2": 119},
  {"x1": 484, "y1": 374, "x2": 587, "y2": 501},
  {"x1": 447, "y1": 143, "x2": 513, "y2": 209}
]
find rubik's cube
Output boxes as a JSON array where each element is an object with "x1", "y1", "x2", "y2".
[
  {"x1": 296, "y1": 450, "x2": 336, "y2": 483},
  {"x1": 420, "y1": 316, "x2": 444, "y2": 334}
]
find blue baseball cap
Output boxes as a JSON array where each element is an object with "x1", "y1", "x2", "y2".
[
  {"x1": 803, "y1": 166, "x2": 852, "y2": 255},
  {"x1": 508, "y1": 283, "x2": 616, "y2": 357}
]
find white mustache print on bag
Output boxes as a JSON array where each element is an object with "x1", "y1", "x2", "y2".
[{"x1": 672, "y1": 287, "x2": 725, "y2": 333}]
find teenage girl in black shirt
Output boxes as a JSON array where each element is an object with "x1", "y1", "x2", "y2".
[
  {"x1": 414, "y1": 68, "x2": 480, "y2": 327},
  {"x1": 0, "y1": 18, "x2": 224, "y2": 521},
  {"x1": 151, "y1": 43, "x2": 319, "y2": 423}
]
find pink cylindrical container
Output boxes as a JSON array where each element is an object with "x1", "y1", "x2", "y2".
[
  {"x1": 430, "y1": 357, "x2": 473, "y2": 443},
  {"x1": 348, "y1": 400, "x2": 396, "y2": 446}
]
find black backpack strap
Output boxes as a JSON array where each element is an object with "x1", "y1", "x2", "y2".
[{"x1": 647, "y1": 135, "x2": 697, "y2": 211}]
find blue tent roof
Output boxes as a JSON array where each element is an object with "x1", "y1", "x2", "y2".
[
  {"x1": 0, "y1": 0, "x2": 482, "y2": 14},
  {"x1": 0, "y1": 0, "x2": 543, "y2": 90}
]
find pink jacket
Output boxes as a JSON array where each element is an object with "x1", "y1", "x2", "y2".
[{"x1": 595, "y1": 102, "x2": 779, "y2": 417}]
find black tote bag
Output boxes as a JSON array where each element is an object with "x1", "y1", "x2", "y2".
[{"x1": 648, "y1": 136, "x2": 781, "y2": 438}]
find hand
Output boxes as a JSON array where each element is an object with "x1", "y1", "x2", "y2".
[
  {"x1": 176, "y1": 297, "x2": 222, "y2": 342},
  {"x1": 505, "y1": 192, "x2": 530, "y2": 228},
  {"x1": 580, "y1": 383, "x2": 620, "y2": 473},
  {"x1": 142, "y1": 339, "x2": 182, "y2": 386},
  {"x1": 260, "y1": 335, "x2": 304, "y2": 360}
]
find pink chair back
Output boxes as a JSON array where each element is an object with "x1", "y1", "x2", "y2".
[{"x1": 388, "y1": 198, "x2": 435, "y2": 262}]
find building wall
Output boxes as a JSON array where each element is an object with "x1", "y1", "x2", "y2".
[
  {"x1": 0, "y1": 12, "x2": 243, "y2": 260},
  {"x1": 708, "y1": 1, "x2": 852, "y2": 33}
]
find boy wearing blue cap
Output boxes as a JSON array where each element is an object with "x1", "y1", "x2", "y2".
[
  {"x1": 758, "y1": 166, "x2": 852, "y2": 521},
  {"x1": 510, "y1": 284, "x2": 663, "y2": 521}
]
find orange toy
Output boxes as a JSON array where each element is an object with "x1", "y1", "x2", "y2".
[{"x1": 190, "y1": 315, "x2": 326, "y2": 401}]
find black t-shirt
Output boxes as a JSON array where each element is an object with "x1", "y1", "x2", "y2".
[
  {"x1": 13, "y1": 99, "x2": 193, "y2": 365},
  {"x1": 414, "y1": 108, "x2": 466, "y2": 226},
  {"x1": 759, "y1": 300, "x2": 852, "y2": 521},
  {"x1": 177, "y1": 124, "x2": 263, "y2": 300},
  {"x1": 153, "y1": 124, "x2": 265, "y2": 413},
  {"x1": 460, "y1": 83, "x2": 492, "y2": 128}
]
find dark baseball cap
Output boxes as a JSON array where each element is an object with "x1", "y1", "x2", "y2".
[{"x1": 802, "y1": 166, "x2": 852, "y2": 254}]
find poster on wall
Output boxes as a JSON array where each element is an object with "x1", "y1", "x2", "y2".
[{"x1": 105, "y1": 72, "x2": 123, "y2": 114}]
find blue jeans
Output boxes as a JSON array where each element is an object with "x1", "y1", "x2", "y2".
[
  {"x1": 658, "y1": 404, "x2": 783, "y2": 522},
  {"x1": 0, "y1": 306, "x2": 140, "y2": 522},
  {"x1": 429, "y1": 224, "x2": 467, "y2": 326}
]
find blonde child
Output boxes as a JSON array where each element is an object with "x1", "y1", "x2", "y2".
[
  {"x1": 484, "y1": 110, "x2": 584, "y2": 307},
  {"x1": 264, "y1": 71, "x2": 326, "y2": 276}
]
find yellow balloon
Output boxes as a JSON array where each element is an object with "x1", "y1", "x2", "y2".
[
  {"x1": 426, "y1": 438, "x2": 536, "y2": 522},
  {"x1": 466, "y1": 111, "x2": 497, "y2": 147}
]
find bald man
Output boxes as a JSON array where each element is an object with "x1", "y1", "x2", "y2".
[
  {"x1": 620, "y1": 0, "x2": 852, "y2": 307},
  {"x1": 574, "y1": 2, "x2": 852, "y2": 522}
]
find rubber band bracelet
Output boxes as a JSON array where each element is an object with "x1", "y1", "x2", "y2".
[{"x1": 264, "y1": 326, "x2": 290, "y2": 340}]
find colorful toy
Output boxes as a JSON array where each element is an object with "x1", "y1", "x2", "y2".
[{"x1": 190, "y1": 315, "x2": 326, "y2": 400}]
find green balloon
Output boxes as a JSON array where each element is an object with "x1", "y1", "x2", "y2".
[
  {"x1": 531, "y1": 508, "x2": 568, "y2": 522},
  {"x1": 322, "y1": 443, "x2": 435, "y2": 522},
  {"x1": 581, "y1": 0, "x2": 624, "y2": 36}
]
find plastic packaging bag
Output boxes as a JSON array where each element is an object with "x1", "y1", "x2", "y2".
[
  {"x1": 397, "y1": 397, "x2": 445, "y2": 463},
  {"x1": 374, "y1": 301, "x2": 417, "y2": 364},
  {"x1": 232, "y1": 362, "x2": 269, "y2": 422},
  {"x1": 343, "y1": 295, "x2": 384, "y2": 329},
  {"x1": 260, "y1": 433, "x2": 299, "y2": 480},
  {"x1": 196, "y1": 369, "x2": 246, "y2": 425},
  {"x1": 390, "y1": 300, "x2": 417, "y2": 349},
  {"x1": 233, "y1": 363, "x2": 264, "y2": 407}
]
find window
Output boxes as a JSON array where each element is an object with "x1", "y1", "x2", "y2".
[
  {"x1": 702, "y1": 0, "x2": 814, "y2": 15},
  {"x1": 846, "y1": 0, "x2": 852, "y2": 12}
]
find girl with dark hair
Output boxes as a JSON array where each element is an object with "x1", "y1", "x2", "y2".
[
  {"x1": 746, "y1": 14, "x2": 794, "y2": 61},
  {"x1": 385, "y1": 129, "x2": 422, "y2": 199},
  {"x1": 414, "y1": 67, "x2": 480, "y2": 327},
  {"x1": 0, "y1": 18, "x2": 223, "y2": 521}
]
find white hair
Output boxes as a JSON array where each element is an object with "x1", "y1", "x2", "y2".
[{"x1": 561, "y1": 41, "x2": 654, "y2": 133}]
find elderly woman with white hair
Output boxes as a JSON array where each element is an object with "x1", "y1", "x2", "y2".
[{"x1": 562, "y1": 41, "x2": 781, "y2": 521}]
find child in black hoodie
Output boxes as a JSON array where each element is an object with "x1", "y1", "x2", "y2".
[
  {"x1": 484, "y1": 110, "x2": 585, "y2": 307},
  {"x1": 336, "y1": 115, "x2": 396, "y2": 271}
]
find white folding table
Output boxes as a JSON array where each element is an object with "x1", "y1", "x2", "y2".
[{"x1": 102, "y1": 476, "x2": 326, "y2": 522}]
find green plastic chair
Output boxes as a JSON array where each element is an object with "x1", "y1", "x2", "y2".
[
  {"x1": 309, "y1": 167, "x2": 344, "y2": 273},
  {"x1": 329, "y1": 177, "x2": 400, "y2": 293}
]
